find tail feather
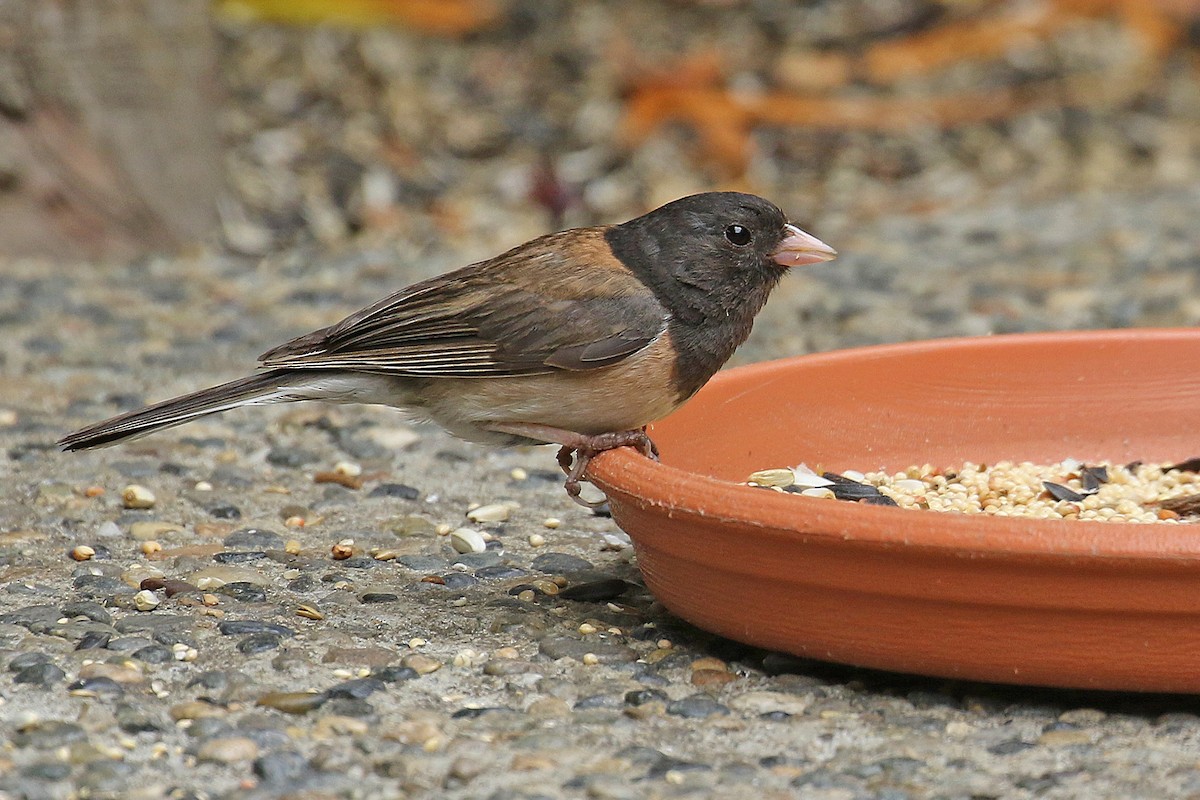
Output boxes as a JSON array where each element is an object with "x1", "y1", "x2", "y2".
[{"x1": 58, "y1": 370, "x2": 293, "y2": 451}]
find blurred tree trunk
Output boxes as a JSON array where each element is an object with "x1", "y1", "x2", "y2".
[{"x1": 0, "y1": 0, "x2": 222, "y2": 260}]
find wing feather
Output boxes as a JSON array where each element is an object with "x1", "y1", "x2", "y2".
[{"x1": 258, "y1": 229, "x2": 667, "y2": 378}]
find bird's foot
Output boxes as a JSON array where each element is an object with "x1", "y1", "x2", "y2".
[{"x1": 487, "y1": 423, "x2": 658, "y2": 508}]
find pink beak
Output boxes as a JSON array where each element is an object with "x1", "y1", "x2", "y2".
[{"x1": 772, "y1": 223, "x2": 837, "y2": 267}]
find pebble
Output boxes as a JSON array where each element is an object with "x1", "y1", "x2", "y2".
[
  {"x1": 171, "y1": 701, "x2": 226, "y2": 721},
  {"x1": 75, "y1": 631, "x2": 111, "y2": 650},
  {"x1": 539, "y1": 636, "x2": 636, "y2": 664},
  {"x1": 325, "y1": 677, "x2": 385, "y2": 699},
  {"x1": 121, "y1": 485, "x2": 156, "y2": 509},
  {"x1": 14, "y1": 662, "x2": 67, "y2": 686},
  {"x1": 225, "y1": 527, "x2": 286, "y2": 550},
  {"x1": 215, "y1": 582, "x2": 267, "y2": 603},
  {"x1": 728, "y1": 691, "x2": 812, "y2": 716},
  {"x1": 238, "y1": 633, "x2": 284, "y2": 654},
  {"x1": 558, "y1": 578, "x2": 630, "y2": 603},
  {"x1": 666, "y1": 695, "x2": 731, "y2": 718},
  {"x1": 133, "y1": 590, "x2": 161, "y2": 611},
  {"x1": 196, "y1": 736, "x2": 260, "y2": 764},
  {"x1": 482, "y1": 659, "x2": 542, "y2": 677},
  {"x1": 531, "y1": 553, "x2": 594, "y2": 574},
  {"x1": 188, "y1": 565, "x2": 271, "y2": 588},
  {"x1": 129, "y1": 521, "x2": 184, "y2": 541},
  {"x1": 370, "y1": 482, "x2": 421, "y2": 500},
  {"x1": 360, "y1": 592, "x2": 400, "y2": 603},
  {"x1": 449, "y1": 527, "x2": 487, "y2": 554},
  {"x1": 78, "y1": 662, "x2": 143, "y2": 685},
  {"x1": 13, "y1": 720, "x2": 86, "y2": 749},
  {"x1": 389, "y1": 514, "x2": 436, "y2": 536},
  {"x1": 401, "y1": 653, "x2": 442, "y2": 675},
  {"x1": 218, "y1": 620, "x2": 296, "y2": 637},
  {"x1": 454, "y1": 551, "x2": 502, "y2": 569},
  {"x1": 256, "y1": 691, "x2": 328, "y2": 714}
]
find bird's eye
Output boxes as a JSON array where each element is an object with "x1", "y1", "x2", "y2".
[{"x1": 724, "y1": 224, "x2": 752, "y2": 246}]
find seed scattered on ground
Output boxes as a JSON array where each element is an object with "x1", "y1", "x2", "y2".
[
  {"x1": 748, "y1": 459, "x2": 1200, "y2": 523},
  {"x1": 466, "y1": 503, "x2": 510, "y2": 523},
  {"x1": 296, "y1": 604, "x2": 324, "y2": 620},
  {"x1": 133, "y1": 590, "x2": 160, "y2": 611},
  {"x1": 435, "y1": 523, "x2": 452, "y2": 535},
  {"x1": 331, "y1": 539, "x2": 355, "y2": 559},
  {"x1": 84, "y1": 485, "x2": 105, "y2": 497},
  {"x1": 449, "y1": 527, "x2": 486, "y2": 554},
  {"x1": 315, "y1": 470, "x2": 363, "y2": 489},
  {"x1": 510, "y1": 467, "x2": 528, "y2": 481},
  {"x1": 70, "y1": 545, "x2": 95, "y2": 561},
  {"x1": 141, "y1": 541, "x2": 162, "y2": 556},
  {"x1": 528, "y1": 533, "x2": 546, "y2": 547},
  {"x1": 542, "y1": 518, "x2": 560, "y2": 529},
  {"x1": 122, "y1": 485, "x2": 156, "y2": 509}
]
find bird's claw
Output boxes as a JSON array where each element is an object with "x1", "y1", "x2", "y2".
[{"x1": 556, "y1": 428, "x2": 658, "y2": 508}]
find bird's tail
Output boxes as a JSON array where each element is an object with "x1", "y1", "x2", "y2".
[{"x1": 59, "y1": 370, "x2": 295, "y2": 451}]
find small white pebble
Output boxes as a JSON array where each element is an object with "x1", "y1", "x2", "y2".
[{"x1": 449, "y1": 527, "x2": 486, "y2": 555}]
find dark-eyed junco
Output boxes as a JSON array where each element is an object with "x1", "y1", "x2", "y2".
[{"x1": 59, "y1": 192, "x2": 836, "y2": 505}]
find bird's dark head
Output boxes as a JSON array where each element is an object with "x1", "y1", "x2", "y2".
[{"x1": 605, "y1": 191, "x2": 836, "y2": 322}]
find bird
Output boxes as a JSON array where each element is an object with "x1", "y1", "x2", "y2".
[{"x1": 59, "y1": 192, "x2": 836, "y2": 506}]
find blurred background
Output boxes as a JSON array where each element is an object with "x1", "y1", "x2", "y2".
[
  {"x1": 2, "y1": 0, "x2": 1197, "y2": 256},
  {"x1": 1, "y1": 0, "x2": 1197, "y2": 356}
]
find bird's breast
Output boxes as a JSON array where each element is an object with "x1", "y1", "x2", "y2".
[{"x1": 416, "y1": 332, "x2": 686, "y2": 440}]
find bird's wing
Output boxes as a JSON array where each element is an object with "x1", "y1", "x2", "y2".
[{"x1": 257, "y1": 230, "x2": 668, "y2": 378}]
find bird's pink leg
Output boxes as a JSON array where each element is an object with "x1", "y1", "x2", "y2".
[{"x1": 486, "y1": 423, "x2": 659, "y2": 508}]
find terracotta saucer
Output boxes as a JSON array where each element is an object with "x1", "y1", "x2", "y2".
[{"x1": 587, "y1": 328, "x2": 1200, "y2": 692}]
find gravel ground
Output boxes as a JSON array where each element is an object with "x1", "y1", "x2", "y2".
[{"x1": 3, "y1": 5, "x2": 1200, "y2": 799}]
